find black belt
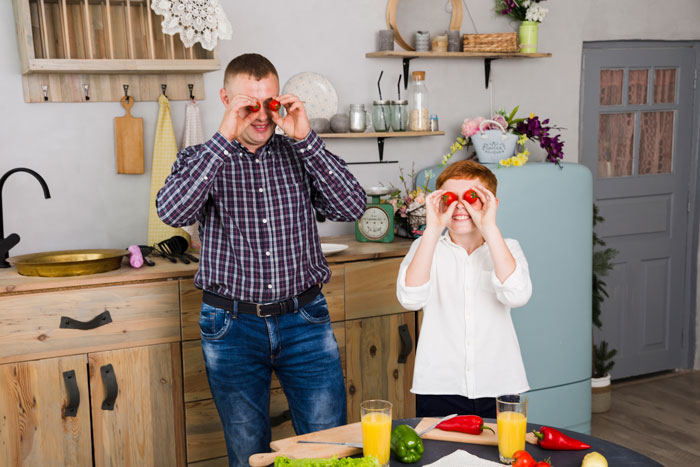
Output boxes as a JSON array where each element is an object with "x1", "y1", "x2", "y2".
[{"x1": 202, "y1": 284, "x2": 321, "y2": 318}]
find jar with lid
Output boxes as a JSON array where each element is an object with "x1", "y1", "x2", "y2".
[
  {"x1": 371, "y1": 100, "x2": 391, "y2": 132},
  {"x1": 390, "y1": 99, "x2": 408, "y2": 131},
  {"x1": 408, "y1": 71, "x2": 429, "y2": 131}
]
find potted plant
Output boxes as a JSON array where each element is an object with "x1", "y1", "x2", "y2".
[{"x1": 591, "y1": 205, "x2": 618, "y2": 413}]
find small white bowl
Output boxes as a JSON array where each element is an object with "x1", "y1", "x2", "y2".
[{"x1": 321, "y1": 243, "x2": 348, "y2": 256}]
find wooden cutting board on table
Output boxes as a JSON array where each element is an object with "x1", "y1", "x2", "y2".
[
  {"x1": 114, "y1": 95, "x2": 144, "y2": 174},
  {"x1": 414, "y1": 417, "x2": 538, "y2": 446},
  {"x1": 249, "y1": 422, "x2": 363, "y2": 466}
]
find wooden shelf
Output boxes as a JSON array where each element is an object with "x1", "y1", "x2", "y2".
[
  {"x1": 366, "y1": 51, "x2": 551, "y2": 59},
  {"x1": 319, "y1": 131, "x2": 445, "y2": 164},
  {"x1": 318, "y1": 131, "x2": 444, "y2": 138},
  {"x1": 366, "y1": 50, "x2": 551, "y2": 89}
]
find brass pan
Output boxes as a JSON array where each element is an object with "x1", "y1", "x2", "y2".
[{"x1": 7, "y1": 249, "x2": 127, "y2": 277}]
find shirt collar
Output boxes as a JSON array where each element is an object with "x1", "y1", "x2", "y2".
[{"x1": 440, "y1": 231, "x2": 487, "y2": 256}]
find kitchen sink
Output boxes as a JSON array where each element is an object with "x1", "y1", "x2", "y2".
[{"x1": 7, "y1": 249, "x2": 127, "y2": 277}]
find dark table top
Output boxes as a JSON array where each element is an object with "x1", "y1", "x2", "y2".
[{"x1": 383, "y1": 418, "x2": 662, "y2": 466}]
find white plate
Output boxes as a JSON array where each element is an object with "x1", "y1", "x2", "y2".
[
  {"x1": 321, "y1": 243, "x2": 348, "y2": 256},
  {"x1": 282, "y1": 72, "x2": 339, "y2": 121}
]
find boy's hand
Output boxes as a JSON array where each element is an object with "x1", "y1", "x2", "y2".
[
  {"x1": 423, "y1": 189, "x2": 457, "y2": 235},
  {"x1": 464, "y1": 185, "x2": 499, "y2": 233},
  {"x1": 270, "y1": 94, "x2": 311, "y2": 141},
  {"x1": 218, "y1": 92, "x2": 259, "y2": 142}
]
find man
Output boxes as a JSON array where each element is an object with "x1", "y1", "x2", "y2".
[{"x1": 157, "y1": 53, "x2": 366, "y2": 466}]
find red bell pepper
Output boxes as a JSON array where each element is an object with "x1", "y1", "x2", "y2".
[
  {"x1": 532, "y1": 426, "x2": 591, "y2": 450},
  {"x1": 436, "y1": 415, "x2": 494, "y2": 435}
]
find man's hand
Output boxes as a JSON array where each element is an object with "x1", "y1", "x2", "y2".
[
  {"x1": 423, "y1": 189, "x2": 458, "y2": 235},
  {"x1": 217, "y1": 91, "x2": 259, "y2": 142},
  {"x1": 270, "y1": 94, "x2": 311, "y2": 141},
  {"x1": 464, "y1": 185, "x2": 499, "y2": 233}
]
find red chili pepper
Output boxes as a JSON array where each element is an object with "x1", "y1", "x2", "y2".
[
  {"x1": 532, "y1": 426, "x2": 591, "y2": 450},
  {"x1": 464, "y1": 189, "x2": 479, "y2": 204},
  {"x1": 436, "y1": 415, "x2": 494, "y2": 435},
  {"x1": 248, "y1": 102, "x2": 261, "y2": 112},
  {"x1": 269, "y1": 99, "x2": 281, "y2": 111}
]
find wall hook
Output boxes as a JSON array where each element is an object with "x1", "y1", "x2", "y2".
[
  {"x1": 83, "y1": 84, "x2": 90, "y2": 101},
  {"x1": 41, "y1": 84, "x2": 48, "y2": 101},
  {"x1": 123, "y1": 84, "x2": 130, "y2": 103},
  {"x1": 188, "y1": 83, "x2": 194, "y2": 100},
  {"x1": 161, "y1": 84, "x2": 167, "y2": 97}
]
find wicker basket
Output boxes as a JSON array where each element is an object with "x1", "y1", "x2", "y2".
[{"x1": 462, "y1": 32, "x2": 518, "y2": 53}]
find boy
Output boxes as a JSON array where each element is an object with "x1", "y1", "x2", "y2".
[{"x1": 396, "y1": 160, "x2": 532, "y2": 419}]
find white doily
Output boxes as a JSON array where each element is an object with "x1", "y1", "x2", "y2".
[{"x1": 151, "y1": 0, "x2": 232, "y2": 51}]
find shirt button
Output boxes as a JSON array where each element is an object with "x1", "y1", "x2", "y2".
[
  {"x1": 266, "y1": 251, "x2": 271, "y2": 256},
  {"x1": 258, "y1": 187, "x2": 263, "y2": 192},
  {"x1": 203, "y1": 176, "x2": 208, "y2": 181},
  {"x1": 262, "y1": 219, "x2": 267, "y2": 224},
  {"x1": 255, "y1": 158, "x2": 260, "y2": 163},
  {"x1": 300, "y1": 149, "x2": 305, "y2": 153},
  {"x1": 328, "y1": 170, "x2": 333, "y2": 175},
  {"x1": 267, "y1": 284, "x2": 272, "y2": 289},
  {"x1": 307, "y1": 144, "x2": 312, "y2": 150},
  {"x1": 223, "y1": 150, "x2": 229, "y2": 156}
]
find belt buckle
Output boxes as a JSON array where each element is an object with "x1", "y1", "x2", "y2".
[{"x1": 255, "y1": 302, "x2": 275, "y2": 318}]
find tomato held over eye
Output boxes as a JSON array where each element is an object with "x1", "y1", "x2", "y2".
[
  {"x1": 441, "y1": 191, "x2": 458, "y2": 211},
  {"x1": 269, "y1": 99, "x2": 281, "y2": 111},
  {"x1": 464, "y1": 189, "x2": 479, "y2": 204},
  {"x1": 248, "y1": 102, "x2": 261, "y2": 112}
]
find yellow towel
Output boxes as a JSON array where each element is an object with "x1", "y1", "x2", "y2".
[{"x1": 147, "y1": 94, "x2": 189, "y2": 246}]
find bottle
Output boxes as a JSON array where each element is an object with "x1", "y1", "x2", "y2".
[{"x1": 408, "y1": 71, "x2": 429, "y2": 131}]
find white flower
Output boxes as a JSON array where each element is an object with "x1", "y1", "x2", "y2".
[
  {"x1": 522, "y1": 0, "x2": 531, "y2": 7},
  {"x1": 525, "y1": 5, "x2": 548, "y2": 22}
]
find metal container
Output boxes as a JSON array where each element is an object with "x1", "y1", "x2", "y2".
[{"x1": 7, "y1": 249, "x2": 127, "y2": 277}]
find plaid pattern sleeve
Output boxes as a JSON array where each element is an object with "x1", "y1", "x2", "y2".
[{"x1": 156, "y1": 131, "x2": 366, "y2": 303}]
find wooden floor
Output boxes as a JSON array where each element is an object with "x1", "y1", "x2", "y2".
[{"x1": 591, "y1": 369, "x2": 700, "y2": 466}]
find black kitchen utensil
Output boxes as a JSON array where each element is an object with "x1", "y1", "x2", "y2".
[
  {"x1": 157, "y1": 237, "x2": 189, "y2": 264},
  {"x1": 136, "y1": 245, "x2": 155, "y2": 266},
  {"x1": 170, "y1": 235, "x2": 199, "y2": 263},
  {"x1": 148, "y1": 243, "x2": 176, "y2": 263}
]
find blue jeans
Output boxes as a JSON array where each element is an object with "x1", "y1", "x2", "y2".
[{"x1": 199, "y1": 292, "x2": 347, "y2": 467}]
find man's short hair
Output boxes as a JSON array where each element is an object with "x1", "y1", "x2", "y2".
[
  {"x1": 435, "y1": 160, "x2": 498, "y2": 195},
  {"x1": 223, "y1": 53, "x2": 278, "y2": 86}
]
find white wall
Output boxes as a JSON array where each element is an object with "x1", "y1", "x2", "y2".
[{"x1": 1, "y1": 1, "x2": 699, "y2": 362}]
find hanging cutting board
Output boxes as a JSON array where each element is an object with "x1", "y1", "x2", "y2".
[
  {"x1": 249, "y1": 422, "x2": 363, "y2": 466},
  {"x1": 413, "y1": 418, "x2": 538, "y2": 446},
  {"x1": 114, "y1": 95, "x2": 144, "y2": 174}
]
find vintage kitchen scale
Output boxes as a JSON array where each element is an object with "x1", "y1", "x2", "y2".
[{"x1": 355, "y1": 186, "x2": 394, "y2": 243}]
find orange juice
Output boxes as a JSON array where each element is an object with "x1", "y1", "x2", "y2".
[
  {"x1": 361, "y1": 412, "x2": 392, "y2": 465},
  {"x1": 497, "y1": 410, "x2": 527, "y2": 459}
]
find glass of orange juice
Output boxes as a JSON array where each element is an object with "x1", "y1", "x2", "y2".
[
  {"x1": 360, "y1": 399, "x2": 392, "y2": 466},
  {"x1": 496, "y1": 394, "x2": 528, "y2": 464}
]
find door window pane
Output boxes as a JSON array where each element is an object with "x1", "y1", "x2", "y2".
[
  {"x1": 653, "y1": 69, "x2": 676, "y2": 103},
  {"x1": 639, "y1": 111, "x2": 674, "y2": 175},
  {"x1": 628, "y1": 69, "x2": 649, "y2": 105},
  {"x1": 600, "y1": 69, "x2": 624, "y2": 105},
  {"x1": 598, "y1": 113, "x2": 635, "y2": 178}
]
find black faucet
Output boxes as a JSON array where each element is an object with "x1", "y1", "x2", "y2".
[{"x1": 0, "y1": 168, "x2": 51, "y2": 267}]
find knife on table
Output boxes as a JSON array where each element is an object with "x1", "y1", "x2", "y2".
[
  {"x1": 297, "y1": 440, "x2": 363, "y2": 448},
  {"x1": 416, "y1": 413, "x2": 459, "y2": 437}
]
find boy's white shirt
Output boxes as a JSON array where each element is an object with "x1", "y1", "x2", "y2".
[{"x1": 397, "y1": 232, "x2": 532, "y2": 399}]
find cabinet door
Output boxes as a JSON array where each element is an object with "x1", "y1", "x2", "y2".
[
  {"x1": 89, "y1": 343, "x2": 185, "y2": 467},
  {"x1": 345, "y1": 312, "x2": 416, "y2": 423},
  {"x1": 0, "y1": 355, "x2": 92, "y2": 466}
]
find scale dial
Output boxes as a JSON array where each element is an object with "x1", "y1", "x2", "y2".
[{"x1": 358, "y1": 206, "x2": 391, "y2": 240}]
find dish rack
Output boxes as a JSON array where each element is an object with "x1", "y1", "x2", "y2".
[{"x1": 462, "y1": 33, "x2": 518, "y2": 53}]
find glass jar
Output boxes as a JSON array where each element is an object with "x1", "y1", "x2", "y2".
[
  {"x1": 371, "y1": 100, "x2": 391, "y2": 132},
  {"x1": 390, "y1": 99, "x2": 408, "y2": 131},
  {"x1": 408, "y1": 71, "x2": 429, "y2": 131},
  {"x1": 349, "y1": 104, "x2": 369, "y2": 132}
]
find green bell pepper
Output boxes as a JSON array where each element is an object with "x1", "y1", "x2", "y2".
[{"x1": 390, "y1": 424, "x2": 424, "y2": 463}]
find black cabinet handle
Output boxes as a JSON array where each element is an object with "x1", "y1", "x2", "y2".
[
  {"x1": 100, "y1": 364, "x2": 118, "y2": 410},
  {"x1": 397, "y1": 324, "x2": 413, "y2": 364},
  {"x1": 60, "y1": 310, "x2": 112, "y2": 330},
  {"x1": 62, "y1": 369, "x2": 80, "y2": 417},
  {"x1": 270, "y1": 410, "x2": 291, "y2": 427}
]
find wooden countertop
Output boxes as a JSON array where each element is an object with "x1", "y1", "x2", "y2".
[{"x1": 0, "y1": 235, "x2": 414, "y2": 296}]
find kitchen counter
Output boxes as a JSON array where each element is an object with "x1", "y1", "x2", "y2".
[{"x1": 0, "y1": 235, "x2": 414, "y2": 295}]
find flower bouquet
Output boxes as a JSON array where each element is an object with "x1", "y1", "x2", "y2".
[
  {"x1": 441, "y1": 106, "x2": 565, "y2": 168},
  {"x1": 388, "y1": 165, "x2": 434, "y2": 238}
]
